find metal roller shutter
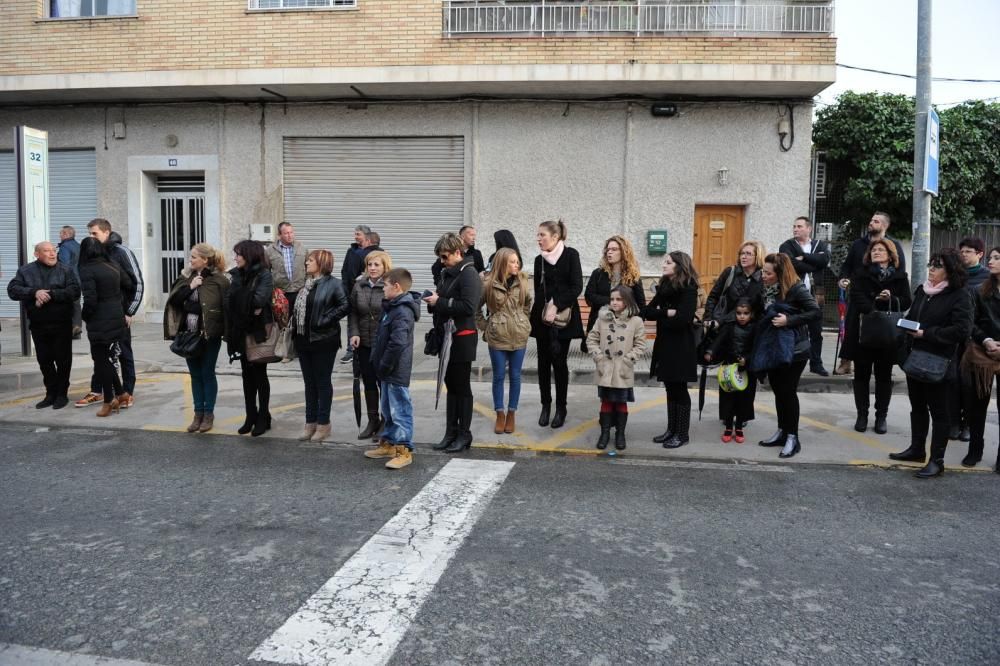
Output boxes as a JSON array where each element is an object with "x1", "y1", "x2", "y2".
[
  {"x1": 282, "y1": 137, "x2": 465, "y2": 291},
  {"x1": 0, "y1": 149, "x2": 97, "y2": 316}
]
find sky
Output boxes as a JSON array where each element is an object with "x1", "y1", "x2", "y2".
[{"x1": 816, "y1": 0, "x2": 1000, "y2": 109}]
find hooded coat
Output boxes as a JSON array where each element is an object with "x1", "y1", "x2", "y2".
[
  {"x1": 80, "y1": 259, "x2": 133, "y2": 345},
  {"x1": 586, "y1": 307, "x2": 646, "y2": 389},
  {"x1": 372, "y1": 292, "x2": 421, "y2": 386}
]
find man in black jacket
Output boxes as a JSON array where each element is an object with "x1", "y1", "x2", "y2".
[
  {"x1": 834, "y1": 211, "x2": 907, "y2": 376},
  {"x1": 76, "y1": 218, "x2": 144, "y2": 408},
  {"x1": 779, "y1": 216, "x2": 832, "y2": 376},
  {"x1": 7, "y1": 241, "x2": 81, "y2": 409}
]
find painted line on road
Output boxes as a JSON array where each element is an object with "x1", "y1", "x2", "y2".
[
  {"x1": 249, "y1": 458, "x2": 515, "y2": 666},
  {"x1": 849, "y1": 459, "x2": 997, "y2": 473},
  {"x1": 0, "y1": 643, "x2": 163, "y2": 666},
  {"x1": 610, "y1": 458, "x2": 793, "y2": 472}
]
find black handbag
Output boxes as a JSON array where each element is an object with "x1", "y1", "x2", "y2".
[
  {"x1": 859, "y1": 297, "x2": 904, "y2": 349},
  {"x1": 424, "y1": 327, "x2": 443, "y2": 356},
  {"x1": 170, "y1": 329, "x2": 205, "y2": 359},
  {"x1": 901, "y1": 348, "x2": 950, "y2": 383}
]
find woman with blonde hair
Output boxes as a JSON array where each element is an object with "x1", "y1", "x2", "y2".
[
  {"x1": 703, "y1": 240, "x2": 766, "y2": 327},
  {"x1": 165, "y1": 242, "x2": 230, "y2": 433},
  {"x1": 477, "y1": 247, "x2": 533, "y2": 434},
  {"x1": 349, "y1": 249, "x2": 393, "y2": 440},
  {"x1": 292, "y1": 249, "x2": 349, "y2": 443},
  {"x1": 584, "y1": 235, "x2": 647, "y2": 352}
]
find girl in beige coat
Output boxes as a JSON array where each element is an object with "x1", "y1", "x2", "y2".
[
  {"x1": 477, "y1": 248, "x2": 533, "y2": 434},
  {"x1": 586, "y1": 286, "x2": 646, "y2": 450}
]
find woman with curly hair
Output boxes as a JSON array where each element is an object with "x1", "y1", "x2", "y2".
[{"x1": 584, "y1": 235, "x2": 647, "y2": 352}]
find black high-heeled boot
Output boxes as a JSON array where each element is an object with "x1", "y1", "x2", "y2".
[
  {"x1": 653, "y1": 403, "x2": 677, "y2": 444},
  {"x1": 890, "y1": 413, "x2": 928, "y2": 461},
  {"x1": 434, "y1": 393, "x2": 458, "y2": 451},
  {"x1": 758, "y1": 428, "x2": 786, "y2": 447},
  {"x1": 238, "y1": 408, "x2": 257, "y2": 435},
  {"x1": 614, "y1": 412, "x2": 628, "y2": 451},
  {"x1": 251, "y1": 410, "x2": 269, "y2": 437},
  {"x1": 664, "y1": 403, "x2": 690, "y2": 449},
  {"x1": 445, "y1": 396, "x2": 474, "y2": 453}
]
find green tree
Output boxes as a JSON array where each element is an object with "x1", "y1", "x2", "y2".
[{"x1": 813, "y1": 91, "x2": 1000, "y2": 234}]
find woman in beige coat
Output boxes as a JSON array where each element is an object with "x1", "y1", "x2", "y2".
[
  {"x1": 477, "y1": 247, "x2": 533, "y2": 434},
  {"x1": 586, "y1": 286, "x2": 646, "y2": 450}
]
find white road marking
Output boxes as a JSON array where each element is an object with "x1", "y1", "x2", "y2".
[
  {"x1": 610, "y1": 458, "x2": 793, "y2": 472},
  {"x1": 0, "y1": 643, "x2": 162, "y2": 666},
  {"x1": 250, "y1": 458, "x2": 515, "y2": 666}
]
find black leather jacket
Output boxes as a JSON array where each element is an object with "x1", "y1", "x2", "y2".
[{"x1": 295, "y1": 275, "x2": 350, "y2": 346}]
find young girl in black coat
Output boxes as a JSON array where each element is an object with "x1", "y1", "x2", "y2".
[{"x1": 704, "y1": 298, "x2": 757, "y2": 443}]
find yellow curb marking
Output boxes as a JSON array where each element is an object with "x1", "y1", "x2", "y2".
[{"x1": 849, "y1": 459, "x2": 996, "y2": 473}]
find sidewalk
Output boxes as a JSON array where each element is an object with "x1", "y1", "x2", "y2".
[{"x1": 1, "y1": 319, "x2": 995, "y2": 474}]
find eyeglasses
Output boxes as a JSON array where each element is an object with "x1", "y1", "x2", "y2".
[
  {"x1": 439, "y1": 254, "x2": 451, "y2": 261},
  {"x1": 927, "y1": 261, "x2": 944, "y2": 269}
]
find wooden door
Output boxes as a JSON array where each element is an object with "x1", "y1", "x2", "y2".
[{"x1": 692, "y1": 205, "x2": 746, "y2": 296}]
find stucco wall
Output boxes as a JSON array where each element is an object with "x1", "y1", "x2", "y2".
[{"x1": 1, "y1": 99, "x2": 812, "y2": 286}]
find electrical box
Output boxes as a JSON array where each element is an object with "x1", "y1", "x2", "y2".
[
  {"x1": 249, "y1": 224, "x2": 274, "y2": 241},
  {"x1": 646, "y1": 230, "x2": 668, "y2": 255}
]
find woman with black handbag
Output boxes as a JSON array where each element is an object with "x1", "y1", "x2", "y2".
[
  {"x1": 703, "y1": 240, "x2": 766, "y2": 327},
  {"x1": 890, "y1": 249, "x2": 974, "y2": 478},
  {"x1": 164, "y1": 243, "x2": 230, "y2": 433},
  {"x1": 225, "y1": 240, "x2": 275, "y2": 437},
  {"x1": 849, "y1": 239, "x2": 911, "y2": 434},
  {"x1": 425, "y1": 233, "x2": 482, "y2": 452},
  {"x1": 960, "y1": 246, "x2": 1000, "y2": 472},
  {"x1": 530, "y1": 219, "x2": 584, "y2": 429}
]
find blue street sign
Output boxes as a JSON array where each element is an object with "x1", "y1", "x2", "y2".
[{"x1": 922, "y1": 108, "x2": 939, "y2": 196}]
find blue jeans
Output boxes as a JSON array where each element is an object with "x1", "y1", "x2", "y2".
[
  {"x1": 379, "y1": 382, "x2": 413, "y2": 450},
  {"x1": 186, "y1": 337, "x2": 222, "y2": 413},
  {"x1": 489, "y1": 347, "x2": 526, "y2": 412},
  {"x1": 298, "y1": 347, "x2": 336, "y2": 424}
]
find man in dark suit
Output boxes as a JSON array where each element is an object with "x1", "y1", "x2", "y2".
[{"x1": 779, "y1": 216, "x2": 832, "y2": 376}]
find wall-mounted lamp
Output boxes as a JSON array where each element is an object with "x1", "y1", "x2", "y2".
[
  {"x1": 651, "y1": 102, "x2": 678, "y2": 117},
  {"x1": 717, "y1": 167, "x2": 729, "y2": 186}
]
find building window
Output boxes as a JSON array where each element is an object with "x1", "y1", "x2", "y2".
[
  {"x1": 248, "y1": 0, "x2": 357, "y2": 10},
  {"x1": 50, "y1": 0, "x2": 136, "y2": 17}
]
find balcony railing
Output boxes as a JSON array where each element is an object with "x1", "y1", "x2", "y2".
[
  {"x1": 248, "y1": 0, "x2": 356, "y2": 10},
  {"x1": 442, "y1": 2, "x2": 834, "y2": 37}
]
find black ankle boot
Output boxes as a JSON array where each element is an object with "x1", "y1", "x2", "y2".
[
  {"x1": 758, "y1": 429, "x2": 785, "y2": 447},
  {"x1": 538, "y1": 403, "x2": 551, "y2": 427},
  {"x1": 238, "y1": 410, "x2": 257, "y2": 435},
  {"x1": 596, "y1": 412, "x2": 612, "y2": 450},
  {"x1": 251, "y1": 410, "x2": 268, "y2": 437},
  {"x1": 445, "y1": 397, "x2": 474, "y2": 453},
  {"x1": 873, "y1": 413, "x2": 888, "y2": 435},
  {"x1": 779, "y1": 434, "x2": 801, "y2": 458},
  {"x1": 854, "y1": 411, "x2": 868, "y2": 433},
  {"x1": 550, "y1": 406, "x2": 567, "y2": 429},
  {"x1": 614, "y1": 412, "x2": 628, "y2": 451},
  {"x1": 915, "y1": 458, "x2": 944, "y2": 478}
]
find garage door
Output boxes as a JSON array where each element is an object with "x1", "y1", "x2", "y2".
[
  {"x1": 0, "y1": 149, "x2": 97, "y2": 316},
  {"x1": 282, "y1": 137, "x2": 465, "y2": 291}
]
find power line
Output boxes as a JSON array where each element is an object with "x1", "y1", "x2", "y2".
[{"x1": 837, "y1": 62, "x2": 1000, "y2": 84}]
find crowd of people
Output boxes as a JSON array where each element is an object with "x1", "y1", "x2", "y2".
[{"x1": 7, "y1": 213, "x2": 1000, "y2": 478}]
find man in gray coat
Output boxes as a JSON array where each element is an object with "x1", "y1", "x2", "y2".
[{"x1": 265, "y1": 222, "x2": 309, "y2": 311}]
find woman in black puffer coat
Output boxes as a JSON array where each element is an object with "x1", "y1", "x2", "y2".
[
  {"x1": 890, "y1": 249, "x2": 974, "y2": 478},
  {"x1": 426, "y1": 232, "x2": 483, "y2": 453},
  {"x1": 78, "y1": 237, "x2": 134, "y2": 417},
  {"x1": 644, "y1": 251, "x2": 699, "y2": 448},
  {"x1": 849, "y1": 239, "x2": 912, "y2": 435},
  {"x1": 225, "y1": 240, "x2": 275, "y2": 437},
  {"x1": 755, "y1": 253, "x2": 821, "y2": 459}
]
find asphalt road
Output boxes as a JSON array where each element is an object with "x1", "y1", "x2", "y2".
[{"x1": 1, "y1": 425, "x2": 998, "y2": 665}]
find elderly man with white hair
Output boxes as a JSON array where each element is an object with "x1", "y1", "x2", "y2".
[{"x1": 7, "y1": 241, "x2": 81, "y2": 409}]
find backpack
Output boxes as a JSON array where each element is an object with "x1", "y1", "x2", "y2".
[{"x1": 271, "y1": 287, "x2": 290, "y2": 329}]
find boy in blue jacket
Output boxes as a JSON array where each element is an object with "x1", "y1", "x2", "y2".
[{"x1": 366, "y1": 268, "x2": 419, "y2": 469}]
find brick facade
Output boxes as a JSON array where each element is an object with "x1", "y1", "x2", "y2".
[{"x1": 2, "y1": 1, "x2": 834, "y2": 75}]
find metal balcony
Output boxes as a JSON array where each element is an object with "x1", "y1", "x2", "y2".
[{"x1": 442, "y1": 2, "x2": 835, "y2": 37}]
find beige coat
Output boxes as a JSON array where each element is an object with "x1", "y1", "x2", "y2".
[
  {"x1": 476, "y1": 274, "x2": 533, "y2": 351},
  {"x1": 265, "y1": 240, "x2": 309, "y2": 293},
  {"x1": 586, "y1": 307, "x2": 646, "y2": 389}
]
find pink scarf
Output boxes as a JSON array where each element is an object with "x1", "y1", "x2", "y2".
[
  {"x1": 540, "y1": 240, "x2": 565, "y2": 266},
  {"x1": 922, "y1": 279, "x2": 949, "y2": 296}
]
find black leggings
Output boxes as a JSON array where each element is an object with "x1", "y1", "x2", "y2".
[
  {"x1": 240, "y1": 358, "x2": 270, "y2": 417},
  {"x1": 907, "y1": 377, "x2": 950, "y2": 455},
  {"x1": 537, "y1": 336, "x2": 571, "y2": 408},
  {"x1": 90, "y1": 341, "x2": 123, "y2": 403},
  {"x1": 664, "y1": 382, "x2": 691, "y2": 407},
  {"x1": 964, "y1": 375, "x2": 1000, "y2": 461},
  {"x1": 445, "y1": 360, "x2": 473, "y2": 398},
  {"x1": 768, "y1": 360, "x2": 807, "y2": 436}
]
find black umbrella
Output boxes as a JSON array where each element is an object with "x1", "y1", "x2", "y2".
[
  {"x1": 698, "y1": 364, "x2": 709, "y2": 421},
  {"x1": 351, "y1": 350, "x2": 362, "y2": 428},
  {"x1": 435, "y1": 320, "x2": 456, "y2": 410}
]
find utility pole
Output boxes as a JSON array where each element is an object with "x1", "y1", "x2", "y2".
[{"x1": 911, "y1": 0, "x2": 933, "y2": 287}]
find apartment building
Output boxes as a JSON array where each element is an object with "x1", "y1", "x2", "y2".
[{"x1": 0, "y1": 0, "x2": 835, "y2": 318}]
